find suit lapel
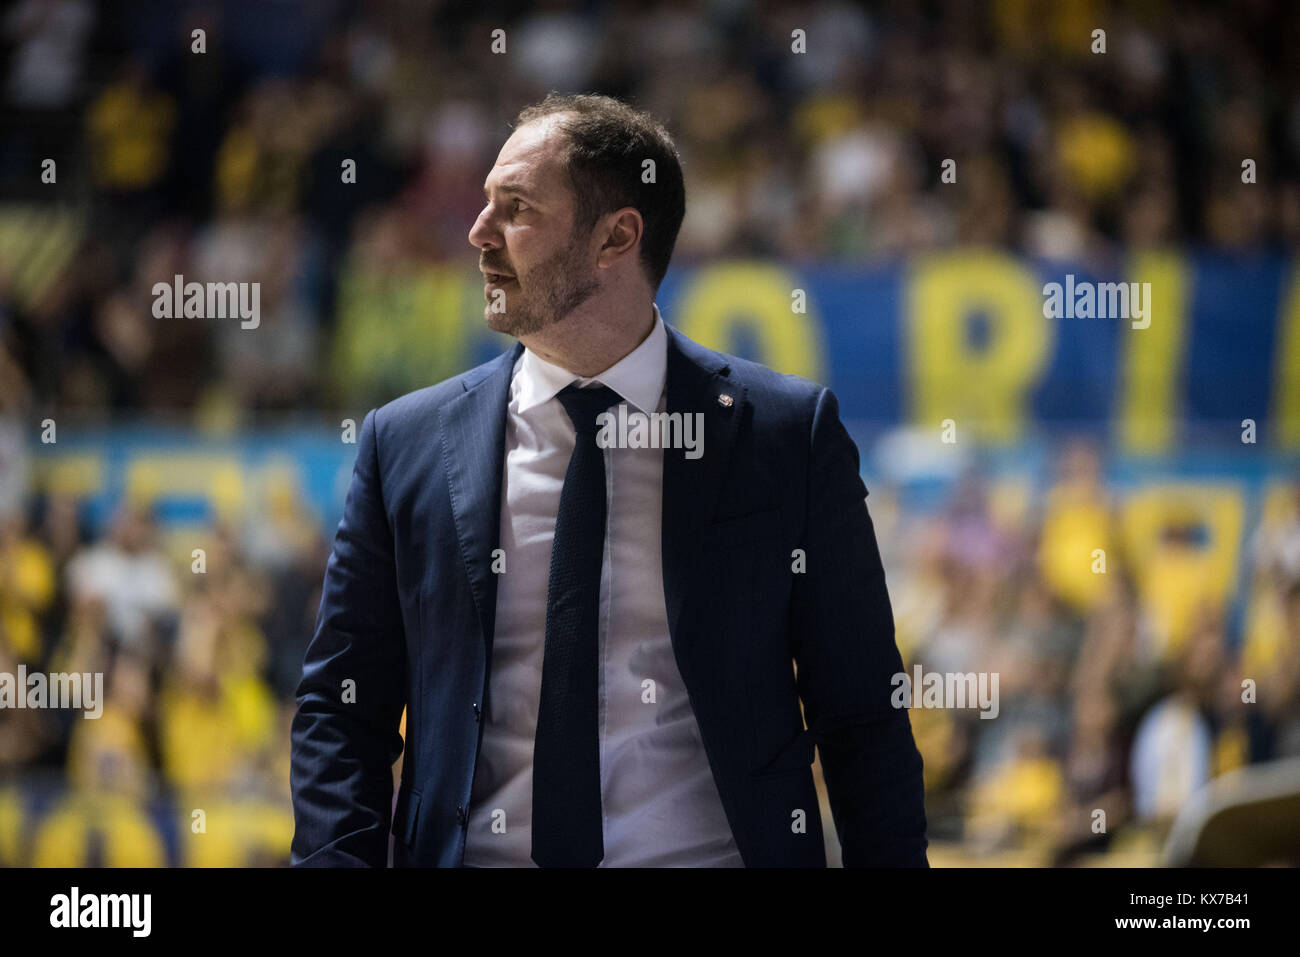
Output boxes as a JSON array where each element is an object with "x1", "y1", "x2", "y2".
[
  {"x1": 440, "y1": 342, "x2": 523, "y2": 656},
  {"x1": 661, "y1": 325, "x2": 747, "y2": 645}
]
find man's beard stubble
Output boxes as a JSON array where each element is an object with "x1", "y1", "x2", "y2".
[{"x1": 484, "y1": 237, "x2": 602, "y2": 338}]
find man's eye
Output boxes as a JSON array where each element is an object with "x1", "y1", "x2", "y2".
[{"x1": 512, "y1": 198, "x2": 528, "y2": 212}]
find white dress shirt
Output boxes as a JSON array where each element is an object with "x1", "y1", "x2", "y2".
[{"x1": 461, "y1": 305, "x2": 745, "y2": 867}]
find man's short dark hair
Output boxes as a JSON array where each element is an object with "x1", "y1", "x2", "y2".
[{"x1": 514, "y1": 92, "x2": 686, "y2": 292}]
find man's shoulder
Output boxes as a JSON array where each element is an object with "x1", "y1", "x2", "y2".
[
  {"x1": 668, "y1": 324, "x2": 825, "y2": 413},
  {"x1": 369, "y1": 342, "x2": 519, "y2": 435}
]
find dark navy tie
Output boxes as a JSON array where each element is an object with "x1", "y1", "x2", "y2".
[{"x1": 531, "y1": 381, "x2": 622, "y2": 867}]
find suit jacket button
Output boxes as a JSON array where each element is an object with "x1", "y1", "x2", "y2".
[
  {"x1": 456, "y1": 804, "x2": 467, "y2": 826},
  {"x1": 472, "y1": 702, "x2": 481, "y2": 721}
]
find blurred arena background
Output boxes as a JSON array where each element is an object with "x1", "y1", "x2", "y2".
[{"x1": 1, "y1": 0, "x2": 1299, "y2": 867}]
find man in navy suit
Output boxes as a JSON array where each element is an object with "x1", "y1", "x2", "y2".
[{"x1": 290, "y1": 93, "x2": 927, "y2": 867}]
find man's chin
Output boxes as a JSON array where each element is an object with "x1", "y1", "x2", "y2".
[{"x1": 485, "y1": 308, "x2": 546, "y2": 338}]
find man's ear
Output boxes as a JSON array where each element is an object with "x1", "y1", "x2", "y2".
[{"x1": 596, "y1": 207, "x2": 643, "y2": 268}]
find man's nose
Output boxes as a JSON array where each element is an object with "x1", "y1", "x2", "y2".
[{"x1": 468, "y1": 209, "x2": 500, "y2": 250}]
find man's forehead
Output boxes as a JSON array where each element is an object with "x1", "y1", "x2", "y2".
[{"x1": 484, "y1": 115, "x2": 570, "y2": 192}]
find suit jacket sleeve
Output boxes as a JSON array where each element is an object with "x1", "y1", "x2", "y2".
[
  {"x1": 790, "y1": 386, "x2": 929, "y2": 866},
  {"x1": 290, "y1": 408, "x2": 407, "y2": 866}
]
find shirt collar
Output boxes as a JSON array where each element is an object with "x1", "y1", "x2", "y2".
[{"x1": 512, "y1": 304, "x2": 667, "y2": 416}]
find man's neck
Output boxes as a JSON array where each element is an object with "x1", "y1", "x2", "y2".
[{"x1": 519, "y1": 300, "x2": 656, "y2": 378}]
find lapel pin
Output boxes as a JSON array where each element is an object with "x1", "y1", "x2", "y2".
[{"x1": 717, "y1": 393, "x2": 734, "y2": 407}]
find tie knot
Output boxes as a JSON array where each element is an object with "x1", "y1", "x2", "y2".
[{"x1": 556, "y1": 382, "x2": 622, "y2": 434}]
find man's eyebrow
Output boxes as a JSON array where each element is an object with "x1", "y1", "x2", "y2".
[{"x1": 483, "y1": 182, "x2": 532, "y2": 198}]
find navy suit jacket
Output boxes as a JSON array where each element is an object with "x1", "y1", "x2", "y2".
[{"x1": 290, "y1": 323, "x2": 928, "y2": 867}]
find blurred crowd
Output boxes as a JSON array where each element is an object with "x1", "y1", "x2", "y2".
[
  {"x1": 0, "y1": 486, "x2": 322, "y2": 864},
  {"x1": 2, "y1": 433, "x2": 1298, "y2": 864},
  {"x1": 2, "y1": 0, "x2": 1299, "y2": 416},
  {"x1": 875, "y1": 440, "x2": 1300, "y2": 864}
]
